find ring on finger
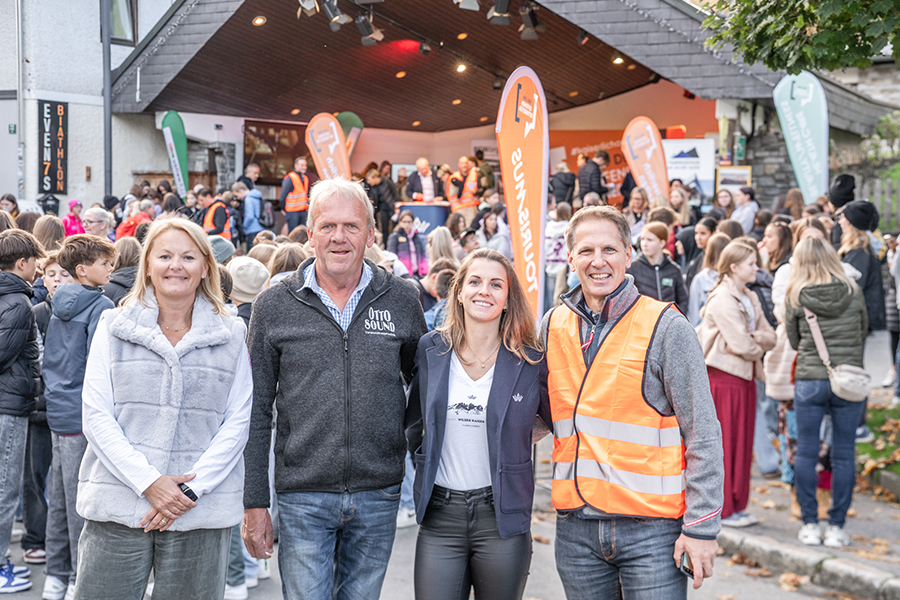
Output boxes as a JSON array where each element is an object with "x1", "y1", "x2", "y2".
[{"x1": 161, "y1": 519, "x2": 167, "y2": 525}]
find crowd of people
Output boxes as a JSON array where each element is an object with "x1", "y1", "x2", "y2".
[{"x1": 0, "y1": 150, "x2": 892, "y2": 600}]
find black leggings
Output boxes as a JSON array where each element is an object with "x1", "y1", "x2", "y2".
[{"x1": 414, "y1": 485, "x2": 532, "y2": 600}]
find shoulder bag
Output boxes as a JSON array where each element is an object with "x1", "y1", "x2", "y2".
[{"x1": 803, "y1": 307, "x2": 870, "y2": 401}]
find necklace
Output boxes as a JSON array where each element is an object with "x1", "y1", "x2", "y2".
[
  {"x1": 468, "y1": 340, "x2": 501, "y2": 368},
  {"x1": 162, "y1": 322, "x2": 190, "y2": 332}
]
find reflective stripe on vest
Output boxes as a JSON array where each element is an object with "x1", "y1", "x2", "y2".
[
  {"x1": 449, "y1": 169, "x2": 479, "y2": 212},
  {"x1": 547, "y1": 297, "x2": 686, "y2": 519},
  {"x1": 203, "y1": 201, "x2": 231, "y2": 240},
  {"x1": 284, "y1": 171, "x2": 309, "y2": 212}
]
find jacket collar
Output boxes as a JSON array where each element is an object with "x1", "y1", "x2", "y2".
[
  {"x1": 560, "y1": 274, "x2": 641, "y2": 325},
  {"x1": 285, "y1": 257, "x2": 388, "y2": 297},
  {"x1": 109, "y1": 291, "x2": 234, "y2": 365}
]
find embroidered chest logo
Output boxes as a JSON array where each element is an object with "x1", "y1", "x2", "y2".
[
  {"x1": 513, "y1": 393, "x2": 523, "y2": 403},
  {"x1": 364, "y1": 307, "x2": 396, "y2": 336}
]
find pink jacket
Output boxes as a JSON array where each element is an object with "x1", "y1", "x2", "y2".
[{"x1": 63, "y1": 213, "x2": 84, "y2": 237}]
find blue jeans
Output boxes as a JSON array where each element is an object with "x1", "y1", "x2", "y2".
[
  {"x1": 555, "y1": 514, "x2": 687, "y2": 600},
  {"x1": 284, "y1": 210, "x2": 307, "y2": 234},
  {"x1": 794, "y1": 379, "x2": 864, "y2": 527},
  {"x1": 400, "y1": 452, "x2": 415, "y2": 511},
  {"x1": 0, "y1": 414, "x2": 27, "y2": 559},
  {"x1": 277, "y1": 485, "x2": 401, "y2": 600},
  {"x1": 753, "y1": 383, "x2": 781, "y2": 475}
]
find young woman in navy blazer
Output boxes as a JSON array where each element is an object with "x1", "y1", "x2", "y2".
[{"x1": 406, "y1": 248, "x2": 551, "y2": 600}]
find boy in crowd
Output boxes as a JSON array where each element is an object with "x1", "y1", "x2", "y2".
[
  {"x1": 0, "y1": 229, "x2": 45, "y2": 593},
  {"x1": 23, "y1": 253, "x2": 74, "y2": 568},
  {"x1": 42, "y1": 235, "x2": 116, "y2": 600}
]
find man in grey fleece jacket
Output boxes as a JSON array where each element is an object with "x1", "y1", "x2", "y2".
[
  {"x1": 543, "y1": 207, "x2": 723, "y2": 598},
  {"x1": 242, "y1": 179, "x2": 427, "y2": 600}
]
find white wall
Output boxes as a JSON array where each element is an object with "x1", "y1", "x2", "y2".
[
  {"x1": 113, "y1": 113, "x2": 170, "y2": 194},
  {"x1": 0, "y1": 0, "x2": 17, "y2": 90},
  {"x1": 0, "y1": 99, "x2": 17, "y2": 195}
]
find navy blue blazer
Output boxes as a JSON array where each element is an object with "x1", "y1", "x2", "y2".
[
  {"x1": 405, "y1": 330, "x2": 551, "y2": 539},
  {"x1": 405, "y1": 172, "x2": 445, "y2": 201}
]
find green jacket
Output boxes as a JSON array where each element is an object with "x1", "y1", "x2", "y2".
[{"x1": 785, "y1": 277, "x2": 867, "y2": 381}]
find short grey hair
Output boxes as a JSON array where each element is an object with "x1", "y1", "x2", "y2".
[
  {"x1": 139, "y1": 200, "x2": 154, "y2": 211},
  {"x1": 565, "y1": 206, "x2": 631, "y2": 252},
  {"x1": 308, "y1": 178, "x2": 375, "y2": 231},
  {"x1": 82, "y1": 207, "x2": 111, "y2": 226}
]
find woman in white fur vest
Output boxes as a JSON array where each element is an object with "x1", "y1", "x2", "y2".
[{"x1": 73, "y1": 219, "x2": 252, "y2": 600}]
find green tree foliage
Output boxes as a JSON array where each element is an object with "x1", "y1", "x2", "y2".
[{"x1": 702, "y1": 0, "x2": 900, "y2": 75}]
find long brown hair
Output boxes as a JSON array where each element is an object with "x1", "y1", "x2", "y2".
[
  {"x1": 439, "y1": 249, "x2": 541, "y2": 364},
  {"x1": 702, "y1": 233, "x2": 731, "y2": 272},
  {"x1": 764, "y1": 222, "x2": 793, "y2": 271}
]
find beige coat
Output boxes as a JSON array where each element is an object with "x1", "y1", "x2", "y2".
[{"x1": 698, "y1": 276, "x2": 777, "y2": 381}]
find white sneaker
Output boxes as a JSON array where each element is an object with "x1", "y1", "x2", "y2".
[
  {"x1": 823, "y1": 524, "x2": 849, "y2": 548},
  {"x1": 223, "y1": 583, "x2": 248, "y2": 600},
  {"x1": 798, "y1": 523, "x2": 822, "y2": 545},
  {"x1": 144, "y1": 582, "x2": 153, "y2": 598},
  {"x1": 890, "y1": 396, "x2": 900, "y2": 409},
  {"x1": 245, "y1": 576, "x2": 258, "y2": 589},
  {"x1": 396, "y1": 508, "x2": 418, "y2": 529},
  {"x1": 881, "y1": 368, "x2": 896, "y2": 388},
  {"x1": 64, "y1": 583, "x2": 74, "y2": 600},
  {"x1": 257, "y1": 558, "x2": 270, "y2": 580},
  {"x1": 9, "y1": 529, "x2": 23, "y2": 544},
  {"x1": 42, "y1": 575, "x2": 67, "y2": 600}
]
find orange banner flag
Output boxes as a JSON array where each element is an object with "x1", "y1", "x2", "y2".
[
  {"x1": 495, "y1": 67, "x2": 548, "y2": 321},
  {"x1": 622, "y1": 116, "x2": 669, "y2": 204},
  {"x1": 305, "y1": 113, "x2": 352, "y2": 180}
]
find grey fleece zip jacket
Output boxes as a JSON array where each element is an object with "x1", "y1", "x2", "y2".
[
  {"x1": 540, "y1": 275, "x2": 724, "y2": 540},
  {"x1": 244, "y1": 258, "x2": 427, "y2": 508}
]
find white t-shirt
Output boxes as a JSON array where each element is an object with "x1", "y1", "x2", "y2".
[
  {"x1": 420, "y1": 173, "x2": 435, "y2": 202},
  {"x1": 435, "y1": 352, "x2": 494, "y2": 491}
]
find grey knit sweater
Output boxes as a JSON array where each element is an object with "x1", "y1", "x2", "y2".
[{"x1": 244, "y1": 258, "x2": 427, "y2": 508}]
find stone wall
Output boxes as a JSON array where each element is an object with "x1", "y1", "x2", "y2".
[
  {"x1": 829, "y1": 62, "x2": 900, "y2": 108},
  {"x1": 744, "y1": 129, "x2": 797, "y2": 207}
]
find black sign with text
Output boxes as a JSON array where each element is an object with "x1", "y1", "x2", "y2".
[{"x1": 38, "y1": 100, "x2": 67, "y2": 194}]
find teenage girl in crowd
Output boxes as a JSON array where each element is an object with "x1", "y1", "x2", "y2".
[
  {"x1": 388, "y1": 210, "x2": 428, "y2": 278},
  {"x1": 688, "y1": 233, "x2": 730, "y2": 327},
  {"x1": 698, "y1": 241, "x2": 776, "y2": 527},
  {"x1": 627, "y1": 223, "x2": 688, "y2": 314},
  {"x1": 407, "y1": 249, "x2": 550, "y2": 600},
  {"x1": 682, "y1": 217, "x2": 717, "y2": 290},
  {"x1": 785, "y1": 237, "x2": 867, "y2": 548}
]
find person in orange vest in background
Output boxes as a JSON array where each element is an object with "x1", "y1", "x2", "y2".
[
  {"x1": 280, "y1": 157, "x2": 318, "y2": 234},
  {"x1": 447, "y1": 156, "x2": 481, "y2": 228},
  {"x1": 541, "y1": 206, "x2": 723, "y2": 599},
  {"x1": 197, "y1": 187, "x2": 231, "y2": 241}
]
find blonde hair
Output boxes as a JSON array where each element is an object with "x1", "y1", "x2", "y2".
[
  {"x1": 702, "y1": 233, "x2": 731, "y2": 271},
  {"x1": 247, "y1": 243, "x2": 277, "y2": 267},
  {"x1": 713, "y1": 241, "x2": 756, "y2": 289},
  {"x1": 427, "y1": 226, "x2": 458, "y2": 266},
  {"x1": 654, "y1": 188, "x2": 691, "y2": 226},
  {"x1": 112, "y1": 236, "x2": 141, "y2": 271},
  {"x1": 122, "y1": 219, "x2": 226, "y2": 315},
  {"x1": 439, "y1": 249, "x2": 541, "y2": 365},
  {"x1": 787, "y1": 237, "x2": 854, "y2": 307},
  {"x1": 308, "y1": 178, "x2": 375, "y2": 231},
  {"x1": 268, "y1": 243, "x2": 308, "y2": 277},
  {"x1": 838, "y1": 220, "x2": 869, "y2": 256}
]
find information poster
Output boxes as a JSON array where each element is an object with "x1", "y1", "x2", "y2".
[{"x1": 38, "y1": 100, "x2": 67, "y2": 194}]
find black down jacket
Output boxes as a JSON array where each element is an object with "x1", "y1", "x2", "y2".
[{"x1": 0, "y1": 270, "x2": 41, "y2": 416}]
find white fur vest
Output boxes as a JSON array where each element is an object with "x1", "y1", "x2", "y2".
[{"x1": 77, "y1": 294, "x2": 246, "y2": 531}]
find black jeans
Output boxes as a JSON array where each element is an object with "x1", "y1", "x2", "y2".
[
  {"x1": 21, "y1": 420, "x2": 51, "y2": 550},
  {"x1": 414, "y1": 485, "x2": 531, "y2": 600}
]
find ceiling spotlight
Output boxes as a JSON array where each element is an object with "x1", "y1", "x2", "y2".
[
  {"x1": 568, "y1": 91, "x2": 578, "y2": 97},
  {"x1": 612, "y1": 53, "x2": 624, "y2": 65},
  {"x1": 480, "y1": 116, "x2": 489, "y2": 122},
  {"x1": 252, "y1": 16, "x2": 267, "y2": 26},
  {"x1": 577, "y1": 29, "x2": 588, "y2": 45},
  {"x1": 356, "y1": 13, "x2": 384, "y2": 46},
  {"x1": 627, "y1": 63, "x2": 636, "y2": 70},
  {"x1": 519, "y1": 5, "x2": 543, "y2": 40},
  {"x1": 419, "y1": 41, "x2": 431, "y2": 55},
  {"x1": 291, "y1": 108, "x2": 301, "y2": 115},
  {"x1": 298, "y1": 0, "x2": 319, "y2": 17},
  {"x1": 395, "y1": 71, "x2": 406, "y2": 78},
  {"x1": 412, "y1": 121, "x2": 421, "y2": 127},
  {"x1": 453, "y1": 0, "x2": 480, "y2": 10},
  {"x1": 457, "y1": 33, "x2": 468, "y2": 40},
  {"x1": 456, "y1": 64, "x2": 467, "y2": 73},
  {"x1": 487, "y1": 0, "x2": 510, "y2": 25},
  {"x1": 321, "y1": 0, "x2": 351, "y2": 30},
  {"x1": 492, "y1": 76, "x2": 504, "y2": 90},
  {"x1": 452, "y1": 99, "x2": 462, "y2": 105}
]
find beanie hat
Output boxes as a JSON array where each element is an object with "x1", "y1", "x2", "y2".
[
  {"x1": 828, "y1": 174, "x2": 855, "y2": 208},
  {"x1": 228, "y1": 257, "x2": 270, "y2": 303},
  {"x1": 209, "y1": 235, "x2": 235, "y2": 264},
  {"x1": 103, "y1": 195, "x2": 119, "y2": 211},
  {"x1": 841, "y1": 200, "x2": 879, "y2": 232},
  {"x1": 68, "y1": 198, "x2": 82, "y2": 210}
]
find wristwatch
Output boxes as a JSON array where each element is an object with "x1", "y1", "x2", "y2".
[{"x1": 179, "y1": 483, "x2": 198, "y2": 502}]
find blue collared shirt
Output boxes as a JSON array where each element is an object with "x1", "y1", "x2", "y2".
[{"x1": 300, "y1": 261, "x2": 373, "y2": 331}]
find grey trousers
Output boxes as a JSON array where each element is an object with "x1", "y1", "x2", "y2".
[
  {"x1": 74, "y1": 519, "x2": 230, "y2": 600},
  {"x1": 45, "y1": 433, "x2": 87, "y2": 584},
  {"x1": 0, "y1": 414, "x2": 28, "y2": 559}
]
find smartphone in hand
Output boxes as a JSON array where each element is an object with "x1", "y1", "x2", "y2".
[{"x1": 680, "y1": 553, "x2": 694, "y2": 579}]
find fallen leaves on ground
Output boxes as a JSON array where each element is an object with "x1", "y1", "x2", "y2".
[
  {"x1": 760, "y1": 499, "x2": 777, "y2": 509},
  {"x1": 533, "y1": 535, "x2": 550, "y2": 544},
  {"x1": 716, "y1": 595, "x2": 736, "y2": 600},
  {"x1": 726, "y1": 552, "x2": 760, "y2": 568},
  {"x1": 778, "y1": 572, "x2": 810, "y2": 591},
  {"x1": 746, "y1": 567, "x2": 774, "y2": 578}
]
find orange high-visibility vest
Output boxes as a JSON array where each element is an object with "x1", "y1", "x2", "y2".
[
  {"x1": 203, "y1": 201, "x2": 231, "y2": 240},
  {"x1": 284, "y1": 171, "x2": 310, "y2": 213},
  {"x1": 547, "y1": 297, "x2": 686, "y2": 519},
  {"x1": 448, "y1": 168, "x2": 479, "y2": 213}
]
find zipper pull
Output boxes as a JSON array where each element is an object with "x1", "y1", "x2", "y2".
[
  {"x1": 581, "y1": 322, "x2": 597, "y2": 351},
  {"x1": 343, "y1": 332, "x2": 348, "y2": 352}
]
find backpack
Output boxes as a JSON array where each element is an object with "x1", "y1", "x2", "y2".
[{"x1": 258, "y1": 199, "x2": 275, "y2": 228}]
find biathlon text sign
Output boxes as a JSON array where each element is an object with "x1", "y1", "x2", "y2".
[{"x1": 38, "y1": 100, "x2": 67, "y2": 194}]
